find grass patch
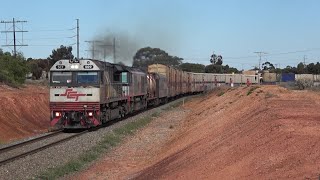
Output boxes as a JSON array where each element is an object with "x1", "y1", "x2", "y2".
[
  {"x1": 217, "y1": 91, "x2": 225, "y2": 96},
  {"x1": 265, "y1": 92, "x2": 278, "y2": 99},
  {"x1": 247, "y1": 86, "x2": 260, "y2": 96},
  {"x1": 38, "y1": 112, "x2": 160, "y2": 180},
  {"x1": 162, "y1": 101, "x2": 183, "y2": 111}
]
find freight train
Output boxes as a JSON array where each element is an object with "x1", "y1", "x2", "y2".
[{"x1": 49, "y1": 59, "x2": 259, "y2": 129}]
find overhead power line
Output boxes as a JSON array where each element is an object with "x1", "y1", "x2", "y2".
[
  {"x1": 264, "y1": 48, "x2": 320, "y2": 56},
  {"x1": 29, "y1": 29, "x2": 72, "y2": 32},
  {"x1": 1, "y1": 18, "x2": 28, "y2": 57},
  {"x1": 185, "y1": 47, "x2": 320, "y2": 61},
  {"x1": 1, "y1": 37, "x2": 71, "y2": 40},
  {"x1": 28, "y1": 44, "x2": 76, "y2": 47},
  {"x1": 85, "y1": 40, "x2": 102, "y2": 60}
]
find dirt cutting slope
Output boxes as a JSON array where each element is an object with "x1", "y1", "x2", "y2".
[
  {"x1": 134, "y1": 86, "x2": 320, "y2": 179},
  {"x1": 0, "y1": 85, "x2": 49, "y2": 143},
  {"x1": 74, "y1": 86, "x2": 320, "y2": 179}
]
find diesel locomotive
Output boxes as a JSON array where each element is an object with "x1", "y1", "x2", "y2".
[{"x1": 50, "y1": 59, "x2": 148, "y2": 129}]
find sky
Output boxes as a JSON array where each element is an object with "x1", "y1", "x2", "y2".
[{"x1": 1, "y1": 0, "x2": 320, "y2": 70}]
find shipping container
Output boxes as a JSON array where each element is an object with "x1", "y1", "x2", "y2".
[
  {"x1": 263, "y1": 72, "x2": 277, "y2": 83},
  {"x1": 212, "y1": 74, "x2": 226, "y2": 83},
  {"x1": 244, "y1": 75, "x2": 260, "y2": 84},
  {"x1": 225, "y1": 74, "x2": 235, "y2": 84},
  {"x1": 192, "y1": 73, "x2": 204, "y2": 92},
  {"x1": 243, "y1": 70, "x2": 257, "y2": 76},
  {"x1": 224, "y1": 74, "x2": 259, "y2": 84},
  {"x1": 146, "y1": 72, "x2": 168, "y2": 105},
  {"x1": 314, "y1": 75, "x2": 320, "y2": 82},
  {"x1": 181, "y1": 71, "x2": 188, "y2": 94},
  {"x1": 206, "y1": 73, "x2": 215, "y2": 90},
  {"x1": 282, "y1": 73, "x2": 295, "y2": 82},
  {"x1": 147, "y1": 73, "x2": 157, "y2": 100},
  {"x1": 176, "y1": 69, "x2": 182, "y2": 95},
  {"x1": 295, "y1": 74, "x2": 313, "y2": 81},
  {"x1": 187, "y1": 72, "x2": 194, "y2": 93},
  {"x1": 148, "y1": 64, "x2": 176, "y2": 98}
]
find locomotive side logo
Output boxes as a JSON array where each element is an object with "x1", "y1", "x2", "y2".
[{"x1": 60, "y1": 88, "x2": 86, "y2": 101}]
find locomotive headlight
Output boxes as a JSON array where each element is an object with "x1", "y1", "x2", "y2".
[
  {"x1": 70, "y1": 64, "x2": 79, "y2": 69},
  {"x1": 55, "y1": 112, "x2": 61, "y2": 117},
  {"x1": 88, "y1": 112, "x2": 93, "y2": 117}
]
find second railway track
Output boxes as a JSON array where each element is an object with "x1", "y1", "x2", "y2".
[{"x1": 0, "y1": 130, "x2": 88, "y2": 166}]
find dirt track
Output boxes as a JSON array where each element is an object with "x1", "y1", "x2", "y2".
[
  {"x1": 0, "y1": 85, "x2": 49, "y2": 143},
  {"x1": 74, "y1": 86, "x2": 320, "y2": 179}
]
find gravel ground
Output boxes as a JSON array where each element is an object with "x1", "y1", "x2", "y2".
[
  {"x1": 70, "y1": 103, "x2": 191, "y2": 180},
  {"x1": 0, "y1": 132, "x2": 76, "y2": 163},
  {"x1": 0, "y1": 131, "x2": 58, "y2": 149},
  {"x1": 0, "y1": 97, "x2": 190, "y2": 180}
]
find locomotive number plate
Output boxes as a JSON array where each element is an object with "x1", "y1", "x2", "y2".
[
  {"x1": 56, "y1": 65, "x2": 65, "y2": 69},
  {"x1": 83, "y1": 65, "x2": 94, "y2": 69}
]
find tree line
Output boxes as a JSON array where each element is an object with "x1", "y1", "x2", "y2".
[
  {"x1": 0, "y1": 45, "x2": 73, "y2": 86},
  {"x1": 1, "y1": 45, "x2": 320, "y2": 87},
  {"x1": 132, "y1": 47, "x2": 239, "y2": 73},
  {"x1": 261, "y1": 61, "x2": 320, "y2": 74}
]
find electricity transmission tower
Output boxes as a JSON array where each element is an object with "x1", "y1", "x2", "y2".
[
  {"x1": 85, "y1": 38, "x2": 116, "y2": 63},
  {"x1": 85, "y1": 40, "x2": 102, "y2": 60},
  {"x1": 0, "y1": 18, "x2": 28, "y2": 57},
  {"x1": 98, "y1": 38, "x2": 116, "y2": 63},
  {"x1": 254, "y1": 51, "x2": 267, "y2": 70}
]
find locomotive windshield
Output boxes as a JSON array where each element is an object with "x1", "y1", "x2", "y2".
[
  {"x1": 51, "y1": 71, "x2": 72, "y2": 84},
  {"x1": 76, "y1": 71, "x2": 98, "y2": 84}
]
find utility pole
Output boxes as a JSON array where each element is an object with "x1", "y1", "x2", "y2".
[
  {"x1": 254, "y1": 51, "x2": 267, "y2": 70},
  {"x1": 85, "y1": 40, "x2": 102, "y2": 59},
  {"x1": 86, "y1": 38, "x2": 116, "y2": 62},
  {"x1": 76, "y1": 19, "x2": 79, "y2": 59},
  {"x1": 98, "y1": 44, "x2": 109, "y2": 62},
  {"x1": 113, "y1": 37, "x2": 116, "y2": 63},
  {"x1": 303, "y1": 55, "x2": 307, "y2": 68},
  {"x1": 1, "y1": 18, "x2": 28, "y2": 57},
  {"x1": 97, "y1": 38, "x2": 116, "y2": 63}
]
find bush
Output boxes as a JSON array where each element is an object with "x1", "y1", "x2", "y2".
[
  {"x1": 217, "y1": 91, "x2": 225, "y2": 96},
  {"x1": 0, "y1": 51, "x2": 28, "y2": 86},
  {"x1": 247, "y1": 86, "x2": 260, "y2": 96},
  {"x1": 295, "y1": 79, "x2": 313, "y2": 90}
]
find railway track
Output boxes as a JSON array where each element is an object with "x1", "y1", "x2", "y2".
[
  {"x1": 0, "y1": 130, "x2": 88, "y2": 166},
  {"x1": 0, "y1": 96, "x2": 191, "y2": 168}
]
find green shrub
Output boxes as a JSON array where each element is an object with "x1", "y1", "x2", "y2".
[
  {"x1": 217, "y1": 91, "x2": 225, "y2": 96},
  {"x1": 247, "y1": 86, "x2": 260, "y2": 96},
  {"x1": 0, "y1": 51, "x2": 28, "y2": 86}
]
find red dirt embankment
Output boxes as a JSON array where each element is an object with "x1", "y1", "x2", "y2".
[
  {"x1": 0, "y1": 85, "x2": 49, "y2": 143},
  {"x1": 75, "y1": 86, "x2": 320, "y2": 179},
  {"x1": 135, "y1": 86, "x2": 320, "y2": 179}
]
